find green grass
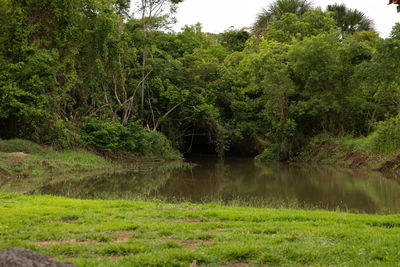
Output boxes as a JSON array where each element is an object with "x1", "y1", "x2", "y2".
[
  {"x1": 1, "y1": 194, "x2": 400, "y2": 266},
  {"x1": 0, "y1": 139, "x2": 48, "y2": 154},
  {"x1": 296, "y1": 134, "x2": 400, "y2": 172},
  {"x1": 0, "y1": 139, "x2": 118, "y2": 183}
]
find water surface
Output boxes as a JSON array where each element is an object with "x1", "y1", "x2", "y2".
[{"x1": 2, "y1": 156, "x2": 400, "y2": 214}]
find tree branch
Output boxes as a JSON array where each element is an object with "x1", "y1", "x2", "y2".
[{"x1": 153, "y1": 102, "x2": 182, "y2": 131}]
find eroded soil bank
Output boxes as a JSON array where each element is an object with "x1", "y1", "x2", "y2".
[{"x1": 297, "y1": 137, "x2": 400, "y2": 176}]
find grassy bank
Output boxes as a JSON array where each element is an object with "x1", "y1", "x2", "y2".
[
  {"x1": 296, "y1": 134, "x2": 400, "y2": 174},
  {"x1": 0, "y1": 139, "x2": 118, "y2": 184},
  {"x1": 1, "y1": 194, "x2": 400, "y2": 266},
  {"x1": 0, "y1": 138, "x2": 182, "y2": 185}
]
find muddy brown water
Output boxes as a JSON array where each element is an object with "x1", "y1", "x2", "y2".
[{"x1": 2, "y1": 156, "x2": 400, "y2": 214}]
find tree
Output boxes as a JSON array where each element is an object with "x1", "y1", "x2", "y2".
[
  {"x1": 327, "y1": 4, "x2": 374, "y2": 36},
  {"x1": 265, "y1": 10, "x2": 337, "y2": 43},
  {"x1": 135, "y1": 0, "x2": 184, "y2": 116},
  {"x1": 151, "y1": 30, "x2": 226, "y2": 153},
  {"x1": 218, "y1": 28, "x2": 251, "y2": 52},
  {"x1": 0, "y1": 0, "x2": 9, "y2": 62},
  {"x1": 253, "y1": 0, "x2": 313, "y2": 35},
  {"x1": 352, "y1": 24, "x2": 400, "y2": 131},
  {"x1": 0, "y1": 0, "x2": 128, "y2": 141}
]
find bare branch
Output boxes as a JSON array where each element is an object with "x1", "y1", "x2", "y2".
[
  {"x1": 105, "y1": 93, "x2": 113, "y2": 114},
  {"x1": 153, "y1": 102, "x2": 182, "y2": 131},
  {"x1": 118, "y1": 57, "x2": 127, "y2": 102},
  {"x1": 113, "y1": 75, "x2": 122, "y2": 107},
  {"x1": 148, "y1": 98, "x2": 156, "y2": 128},
  {"x1": 103, "y1": 84, "x2": 114, "y2": 114}
]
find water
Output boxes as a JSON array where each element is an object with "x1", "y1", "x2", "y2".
[{"x1": 2, "y1": 156, "x2": 400, "y2": 214}]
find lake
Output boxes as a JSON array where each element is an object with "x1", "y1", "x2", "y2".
[{"x1": 2, "y1": 156, "x2": 400, "y2": 214}]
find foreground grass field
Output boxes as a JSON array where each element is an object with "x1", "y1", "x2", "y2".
[{"x1": 0, "y1": 194, "x2": 400, "y2": 266}]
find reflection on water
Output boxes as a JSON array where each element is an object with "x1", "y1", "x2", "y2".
[{"x1": 1, "y1": 156, "x2": 400, "y2": 214}]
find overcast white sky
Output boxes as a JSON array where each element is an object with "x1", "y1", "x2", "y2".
[{"x1": 166, "y1": 0, "x2": 400, "y2": 38}]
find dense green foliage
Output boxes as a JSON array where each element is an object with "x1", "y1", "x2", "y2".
[
  {"x1": 1, "y1": 0, "x2": 400, "y2": 159},
  {"x1": 253, "y1": 0, "x2": 313, "y2": 35},
  {"x1": 82, "y1": 119, "x2": 179, "y2": 158}
]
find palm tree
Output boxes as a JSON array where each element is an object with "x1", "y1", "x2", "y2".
[
  {"x1": 389, "y1": 0, "x2": 400, "y2": 13},
  {"x1": 253, "y1": 0, "x2": 314, "y2": 35},
  {"x1": 327, "y1": 4, "x2": 374, "y2": 35}
]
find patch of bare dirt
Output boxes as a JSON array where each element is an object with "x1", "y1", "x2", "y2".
[
  {"x1": 168, "y1": 239, "x2": 211, "y2": 248},
  {"x1": 342, "y1": 151, "x2": 369, "y2": 168},
  {"x1": 59, "y1": 219, "x2": 77, "y2": 224},
  {"x1": 34, "y1": 239, "x2": 96, "y2": 246},
  {"x1": 7, "y1": 157, "x2": 23, "y2": 168},
  {"x1": 13, "y1": 152, "x2": 28, "y2": 157},
  {"x1": 34, "y1": 230, "x2": 136, "y2": 246},
  {"x1": 180, "y1": 240, "x2": 199, "y2": 248},
  {"x1": 378, "y1": 154, "x2": 400, "y2": 173},
  {"x1": 168, "y1": 217, "x2": 208, "y2": 223},
  {"x1": 5, "y1": 152, "x2": 30, "y2": 169},
  {"x1": 107, "y1": 230, "x2": 136, "y2": 243},
  {"x1": 0, "y1": 167, "x2": 9, "y2": 177},
  {"x1": 182, "y1": 217, "x2": 207, "y2": 223},
  {"x1": 307, "y1": 140, "x2": 372, "y2": 168},
  {"x1": 230, "y1": 263, "x2": 250, "y2": 267},
  {"x1": 42, "y1": 160, "x2": 51, "y2": 168},
  {"x1": 113, "y1": 231, "x2": 134, "y2": 243}
]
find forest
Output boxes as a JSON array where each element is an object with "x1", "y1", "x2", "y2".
[{"x1": 1, "y1": 0, "x2": 400, "y2": 161}]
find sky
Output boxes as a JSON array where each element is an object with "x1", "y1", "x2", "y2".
[{"x1": 167, "y1": 0, "x2": 400, "y2": 38}]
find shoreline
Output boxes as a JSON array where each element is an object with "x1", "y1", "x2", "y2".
[{"x1": 0, "y1": 139, "x2": 184, "y2": 182}]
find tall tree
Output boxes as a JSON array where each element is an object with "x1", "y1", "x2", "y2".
[
  {"x1": 253, "y1": 0, "x2": 313, "y2": 35},
  {"x1": 136, "y1": 0, "x2": 184, "y2": 116},
  {"x1": 327, "y1": 4, "x2": 374, "y2": 36}
]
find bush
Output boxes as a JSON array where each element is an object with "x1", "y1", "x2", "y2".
[
  {"x1": 41, "y1": 119, "x2": 81, "y2": 149},
  {"x1": 82, "y1": 119, "x2": 123, "y2": 152},
  {"x1": 360, "y1": 115, "x2": 400, "y2": 155},
  {"x1": 255, "y1": 143, "x2": 282, "y2": 162},
  {"x1": 82, "y1": 118, "x2": 180, "y2": 158},
  {"x1": 118, "y1": 122, "x2": 147, "y2": 153},
  {"x1": 144, "y1": 131, "x2": 181, "y2": 159}
]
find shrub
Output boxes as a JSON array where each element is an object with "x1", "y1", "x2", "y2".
[
  {"x1": 361, "y1": 115, "x2": 400, "y2": 155},
  {"x1": 82, "y1": 118, "x2": 180, "y2": 158},
  {"x1": 82, "y1": 119, "x2": 122, "y2": 152},
  {"x1": 255, "y1": 143, "x2": 282, "y2": 162},
  {"x1": 144, "y1": 131, "x2": 181, "y2": 158},
  {"x1": 117, "y1": 122, "x2": 147, "y2": 153},
  {"x1": 41, "y1": 119, "x2": 81, "y2": 149}
]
